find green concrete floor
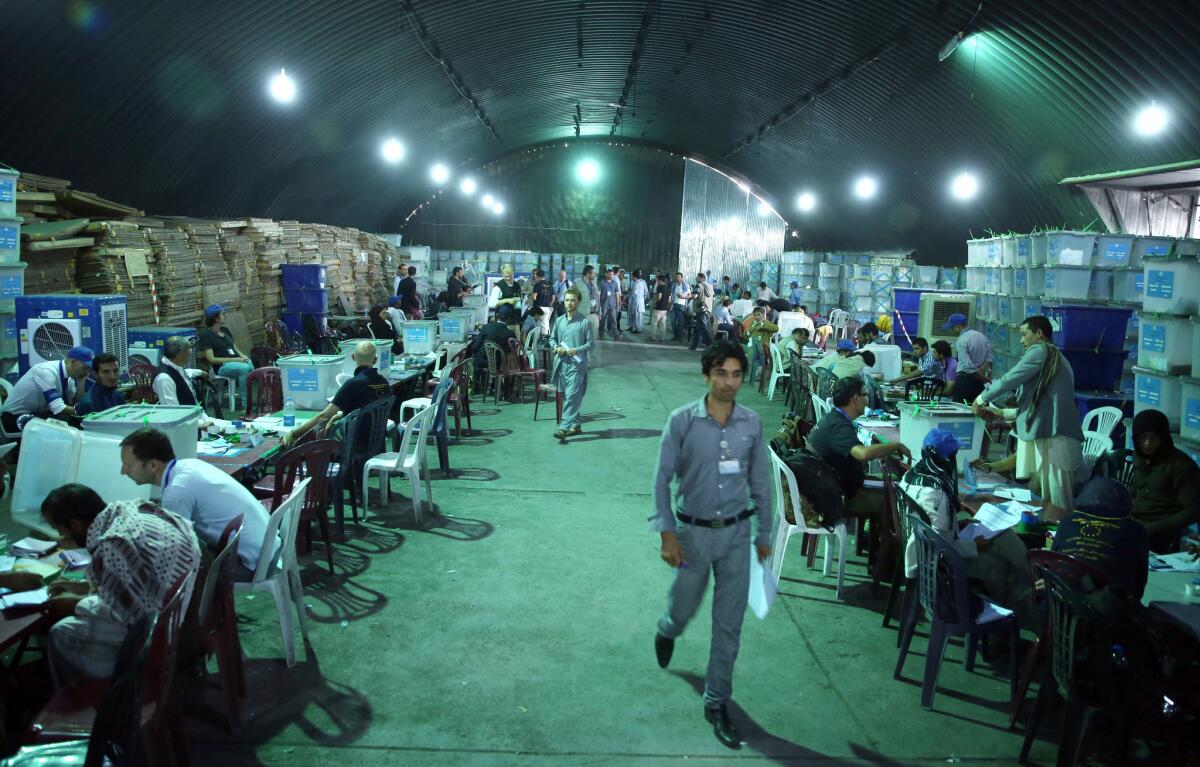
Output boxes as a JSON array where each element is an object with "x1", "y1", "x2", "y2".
[{"x1": 14, "y1": 337, "x2": 1066, "y2": 765}]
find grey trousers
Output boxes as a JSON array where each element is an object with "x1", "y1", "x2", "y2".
[
  {"x1": 657, "y1": 521, "x2": 751, "y2": 707},
  {"x1": 554, "y1": 361, "x2": 588, "y2": 431}
]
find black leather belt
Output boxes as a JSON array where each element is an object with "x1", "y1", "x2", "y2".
[{"x1": 675, "y1": 509, "x2": 754, "y2": 529}]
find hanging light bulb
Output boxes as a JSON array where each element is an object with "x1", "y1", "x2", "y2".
[
  {"x1": 380, "y1": 138, "x2": 406, "y2": 164},
  {"x1": 269, "y1": 68, "x2": 296, "y2": 103},
  {"x1": 430, "y1": 163, "x2": 450, "y2": 184},
  {"x1": 460, "y1": 177, "x2": 477, "y2": 195}
]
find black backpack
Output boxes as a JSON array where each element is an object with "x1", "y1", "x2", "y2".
[{"x1": 771, "y1": 443, "x2": 845, "y2": 528}]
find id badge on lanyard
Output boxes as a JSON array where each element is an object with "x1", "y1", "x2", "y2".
[{"x1": 718, "y1": 439, "x2": 741, "y2": 475}]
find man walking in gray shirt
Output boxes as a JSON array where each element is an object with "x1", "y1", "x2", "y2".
[
  {"x1": 649, "y1": 340, "x2": 772, "y2": 750},
  {"x1": 549, "y1": 287, "x2": 595, "y2": 439}
]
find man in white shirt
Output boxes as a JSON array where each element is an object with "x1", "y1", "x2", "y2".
[
  {"x1": 153, "y1": 336, "x2": 205, "y2": 407},
  {"x1": 756, "y1": 282, "x2": 777, "y2": 302},
  {"x1": 1, "y1": 345, "x2": 93, "y2": 434},
  {"x1": 670, "y1": 272, "x2": 692, "y2": 343},
  {"x1": 386, "y1": 296, "x2": 407, "y2": 332},
  {"x1": 119, "y1": 428, "x2": 276, "y2": 580},
  {"x1": 794, "y1": 305, "x2": 816, "y2": 336}
]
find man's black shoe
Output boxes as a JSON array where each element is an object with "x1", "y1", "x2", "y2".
[
  {"x1": 704, "y1": 704, "x2": 741, "y2": 750},
  {"x1": 654, "y1": 633, "x2": 674, "y2": 668}
]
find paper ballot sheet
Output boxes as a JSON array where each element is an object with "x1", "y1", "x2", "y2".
[
  {"x1": 960, "y1": 501, "x2": 1037, "y2": 540},
  {"x1": 748, "y1": 546, "x2": 778, "y2": 619}
]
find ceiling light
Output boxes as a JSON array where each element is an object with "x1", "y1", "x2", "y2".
[
  {"x1": 459, "y1": 177, "x2": 477, "y2": 195},
  {"x1": 854, "y1": 176, "x2": 878, "y2": 200},
  {"x1": 269, "y1": 68, "x2": 296, "y2": 103},
  {"x1": 790, "y1": 230, "x2": 799, "y2": 237},
  {"x1": 380, "y1": 138, "x2": 406, "y2": 164},
  {"x1": 430, "y1": 163, "x2": 450, "y2": 184},
  {"x1": 576, "y1": 159, "x2": 600, "y2": 183},
  {"x1": 481, "y1": 193, "x2": 495, "y2": 208},
  {"x1": 492, "y1": 201, "x2": 505, "y2": 215},
  {"x1": 950, "y1": 172, "x2": 980, "y2": 201},
  {"x1": 796, "y1": 192, "x2": 817, "y2": 212},
  {"x1": 1133, "y1": 103, "x2": 1169, "y2": 136}
]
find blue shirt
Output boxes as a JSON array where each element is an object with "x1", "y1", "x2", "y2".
[
  {"x1": 75, "y1": 383, "x2": 125, "y2": 416},
  {"x1": 650, "y1": 396, "x2": 772, "y2": 544}
]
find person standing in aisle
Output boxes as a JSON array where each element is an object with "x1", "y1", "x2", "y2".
[
  {"x1": 531, "y1": 268, "x2": 556, "y2": 336},
  {"x1": 652, "y1": 272, "x2": 672, "y2": 341},
  {"x1": 397, "y1": 266, "x2": 422, "y2": 319},
  {"x1": 689, "y1": 271, "x2": 715, "y2": 351},
  {"x1": 943, "y1": 313, "x2": 991, "y2": 403},
  {"x1": 549, "y1": 288, "x2": 594, "y2": 439},
  {"x1": 446, "y1": 266, "x2": 472, "y2": 308},
  {"x1": 553, "y1": 269, "x2": 572, "y2": 318},
  {"x1": 628, "y1": 269, "x2": 648, "y2": 334},
  {"x1": 615, "y1": 268, "x2": 628, "y2": 331},
  {"x1": 649, "y1": 340, "x2": 772, "y2": 750},
  {"x1": 671, "y1": 272, "x2": 692, "y2": 343},
  {"x1": 579, "y1": 265, "x2": 602, "y2": 365},
  {"x1": 973, "y1": 314, "x2": 1083, "y2": 520},
  {"x1": 598, "y1": 268, "x2": 624, "y2": 341}
]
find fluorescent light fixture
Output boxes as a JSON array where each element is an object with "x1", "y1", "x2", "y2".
[
  {"x1": 269, "y1": 68, "x2": 296, "y2": 103},
  {"x1": 459, "y1": 177, "x2": 477, "y2": 195},
  {"x1": 430, "y1": 163, "x2": 450, "y2": 184},
  {"x1": 1134, "y1": 102, "x2": 1169, "y2": 136},
  {"x1": 576, "y1": 159, "x2": 600, "y2": 183},
  {"x1": 481, "y1": 193, "x2": 495, "y2": 208},
  {"x1": 381, "y1": 138, "x2": 406, "y2": 164},
  {"x1": 854, "y1": 176, "x2": 878, "y2": 200},
  {"x1": 950, "y1": 172, "x2": 980, "y2": 200},
  {"x1": 796, "y1": 192, "x2": 816, "y2": 212}
]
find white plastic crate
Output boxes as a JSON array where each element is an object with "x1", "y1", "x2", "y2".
[
  {"x1": 966, "y1": 239, "x2": 987, "y2": 267},
  {"x1": 915, "y1": 266, "x2": 938, "y2": 286},
  {"x1": 1043, "y1": 267, "x2": 1093, "y2": 301},
  {"x1": 1090, "y1": 270, "x2": 1113, "y2": 301},
  {"x1": 0, "y1": 263, "x2": 25, "y2": 312},
  {"x1": 986, "y1": 238, "x2": 1002, "y2": 266},
  {"x1": 1029, "y1": 233, "x2": 1047, "y2": 266},
  {"x1": 278, "y1": 353, "x2": 345, "y2": 410},
  {"x1": 82, "y1": 404, "x2": 203, "y2": 463},
  {"x1": 818, "y1": 263, "x2": 842, "y2": 278},
  {"x1": 1000, "y1": 236, "x2": 1019, "y2": 267},
  {"x1": 872, "y1": 265, "x2": 895, "y2": 282},
  {"x1": 1017, "y1": 296, "x2": 1043, "y2": 321},
  {"x1": 1131, "y1": 236, "x2": 1174, "y2": 267},
  {"x1": 999, "y1": 267, "x2": 1014, "y2": 295},
  {"x1": 849, "y1": 278, "x2": 873, "y2": 296},
  {"x1": 1134, "y1": 367, "x2": 1182, "y2": 429},
  {"x1": 897, "y1": 402, "x2": 984, "y2": 467},
  {"x1": 1182, "y1": 377, "x2": 1200, "y2": 443},
  {"x1": 818, "y1": 277, "x2": 841, "y2": 294},
  {"x1": 0, "y1": 219, "x2": 19, "y2": 265},
  {"x1": 338, "y1": 338, "x2": 393, "y2": 374},
  {"x1": 1138, "y1": 313, "x2": 1194, "y2": 374},
  {"x1": 1044, "y1": 231, "x2": 1098, "y2": 267},
  {"x1": 996, "y1": 294, "x2": 1015, "y2": 324},
  {"x1": 0, "y1": 169, "x2": 16, "y2": 219},
  {"x1": 1110, "y1": 269, "x2": 1144, "y2": 304},
  {"x1": 1095, "y1": 234, "x2": 1136, "y2": 269},
  {"x1": 1006, "y1": 325, "x2": 1023, "y2": 356},
  {"x1": 938, "y1": 268, "x2": 959, "y2": 289},
  {"x1": 966, "y1": 267, "x2": 984, "y2": 292},
  {"x1": 1143, "y1": 256, "x2": 1200, "y2": 315},
  {"x1": 1015, "y1": 235, "x2": 1033, "y2": 266}
]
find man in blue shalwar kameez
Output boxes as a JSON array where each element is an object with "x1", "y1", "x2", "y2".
[{"x1": 549, "y1": 287, "x2": 594, "y2": 439}]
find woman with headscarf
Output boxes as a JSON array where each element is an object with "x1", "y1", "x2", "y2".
[
  {"x1": 899, "y1": 428, "x2": 1035, "y2": 629},
  {"x1": 367, "y1": 304, "x2": 402, "y2": 356},
  {"x1": 972, "y1": 314, "x2": 1083, "y2": 520},
  {"x1": 1128, "y1": 409, "x2": 1200, "y2": 552}
]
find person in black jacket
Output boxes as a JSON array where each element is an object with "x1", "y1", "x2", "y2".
[
  {"x1": 1054, "y1": 477, "x2": 1150, "y2": 599},
  {"x1": 367, "y1": 304, "x2": 402, "y2": 356},
  {"x1": 470, "y1": 318, "x2": 517, "y2": 375}
]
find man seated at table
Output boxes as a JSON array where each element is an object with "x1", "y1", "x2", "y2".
[
  {"x1": 40, "y1": 483, "x2": 200, "y2": 688},
  {"x1": 930, "y1": 340, "x2": 957, "y2": 395},
  {"x1": 899, "y1": 428, "x2": 1034, "y2": 629},
  {"x1": 730, "y1": 291, "x2": 755, "y2": 320},
  {"x1": 282, "y1": 340, "x2": 391, "y2": 448},
  {"x1": 813, "y1": 340, "x2": 875, "y2": 380},
  {"x1": 1053, "y1": 477, "x2": 1149, "y2": 599},
  {"x1": 153, "y1": 336, "x2": 206, "y2": 406},
  {"x1": 809, "y1": 377, "x2": 911, "y2": 529},
  {"x1": 1128, "y1": 409, "x2": 1200, "y2": 553},
  {"x1": 119, "y1": 428, "x2": 274, "y2": 581},
  {"x1": 856, "y1": 322, "x2": 880, "y2": 347},
  {"x1": 469, "y1": 315, "x2": 517, "y2": 374},
  {"x1": 74, "y1": 353, "x2": 125, "y2": 416},
  {"x1": 0, "y1": 345, "x2": 93, "y2": 433},
  {"x1": 778, "y1": 328, "x2": 812, "y2": 372},
  {"x1": 713, "y1": 298, "x2": 740, "y2": 342},
  {"x1": 888, "y1": 337, "x2": 939, "y2": 385}
]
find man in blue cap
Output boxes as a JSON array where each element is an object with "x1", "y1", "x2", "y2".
[
  {"x1": 1, "y1": 346, "x2": 94, "y2": 433},
  {"x1": 199, "y1": 304, "x2": 252, "y2": 404},
  {"x1": 899, "y1": 427, "x2": 1034, "y2": 628},
  {"x1": 942, "y1": 312, "x2": 991, "y2": 404},
  {"x1": 813, "y1": 339, "x2": 874, "y2": 380}
]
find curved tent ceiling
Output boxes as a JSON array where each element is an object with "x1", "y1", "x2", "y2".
[{"x1": 1, "y1": 0, "x2": 1197, "y2": 259}]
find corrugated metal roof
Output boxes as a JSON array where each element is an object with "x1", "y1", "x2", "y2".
[{"x1": 1, "y1": 0, "x2": 1197, "y2": 258}]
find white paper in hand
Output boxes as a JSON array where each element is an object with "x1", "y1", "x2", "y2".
[
  {"x1": 995, "y1": 487, "x2": 1034, "y2": 502},
  {"x1": 748, "y1": 545, "x2": 778, "y2": 619}
]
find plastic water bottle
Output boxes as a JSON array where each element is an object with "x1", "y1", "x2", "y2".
[{"x1": 283, "y1": 398, "x2": 296, "y2": 428}]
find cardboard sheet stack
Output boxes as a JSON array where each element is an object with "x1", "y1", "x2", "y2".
[
  {"x1": 173, "y1": 220, "x2": 238, "y2": 311},
  {"x1": 74, "y1": 221, "x2": 158, "y2": 327},
  {"x1": 146, "y1": 224, "x2": 203, "y2": 327},
  {"x1": 245, "y1": 218, "x2": 285, "y2": 325},
  {"x1": 359, "y1": 231, "x2": 393, "y2": 308},
  {"x1": 219, "y1": 223, "x2": 264, "y2": 342}
]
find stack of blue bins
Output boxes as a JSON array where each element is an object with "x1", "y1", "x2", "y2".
[
  {"x1": 281, "y1": 264, "x2": 328, "y2": 334},
  {"x1": 1045, "y1": 304, "x2": 1132, "y2": 393}
]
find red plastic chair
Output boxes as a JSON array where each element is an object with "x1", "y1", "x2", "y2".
[
  {"x1": 29, "y1": 569, "x2": 197, "y2": 767},
  {"x1": 197, "y1": 515, "x2": 246, "y2": 731},
  {"x1": 127, "y1": 363, "x2": 159, "y2": 404},
  {"x1": 244, "y1": 366, "x2": 283, "y2": 419},
  {"x1": 446, "y1": 357, "x2": 473, "y2": 436},
  {"x1": 265, "y1": 439, "x2": 339, "y2": 574},
  {"x1": 250, "y1": 346, "x2": 280, "y2": 368},
  {"x1": 506, "y1": 337, "x2": 544, "y2": 403}
]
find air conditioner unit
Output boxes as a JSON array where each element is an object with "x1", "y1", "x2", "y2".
[
  {"x1": 918, "y1": 293, "x2": 975, "y2": 347},
  {"x1": 127, "y1": 346, "x2": 163, "y2": 368},
  {"x1": 15, "y1": 295, "x2": 129, "y2": 374},
  {"x1": 25, "y1": 319, "x2": 82, "y2": 367},
  {"x1": 126, "y1": 326, "x2": 196, "y2": 369}
]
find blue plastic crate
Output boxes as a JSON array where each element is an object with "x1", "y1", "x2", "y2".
[
  {"x1": 891, "y1": 311, "x2": 919, "y2": 349},
  {"x1": 1062, "y1": 347, "x2": 1129, "y2": 391},
  {"x1": 281, "y1": 264, "x2": 327, "y2": 290},
  {"x1": 1046, "y1": 304, "x2": 1131, "y2": 352},
  {"x1": 893, "y1": 287, "x2": 923, "y2": 313},
  {"x1": 284, "y1": 288, "x2": 329, "y2": 313}
]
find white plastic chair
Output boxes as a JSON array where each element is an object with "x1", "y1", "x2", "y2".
[
  {"x1": 810, "y1": 391, "x2": 832, "y2": 421},
  {"x1": 208, "y1": 372, "x2": 237, "y2": 412},
  {"x1": 767, "y1": 343, "x2": 790, "y2": 401},
  {"x1": 768, "y1": 451, "x2": 849, "y2": 599},
  {"x1": 1081, "y1": 406, "x2": 1123, "y2": 441},
  {"x1": 362, "y1": 406, "x2": 435, "y2": 521},
  {"x1": 234, "y1": 477, "x2": 311, "y2": 668},
  {"x1": 1081, "y1": 430, "x2": 1114, "y2": 478},
  {"x1": 827, "y1": 309, "x2": 850, "y2": 341}
]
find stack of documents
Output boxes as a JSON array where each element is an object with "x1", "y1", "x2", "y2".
[
  {"x1": 10, "y1": 537, "x2": 57, "y2": 558},
  {"x1": 0, "y1": 587, "x2": 49, "y2": 611},
  {"x1": 960, "y1": 501, "x2": 1039, "y2": 541}
]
